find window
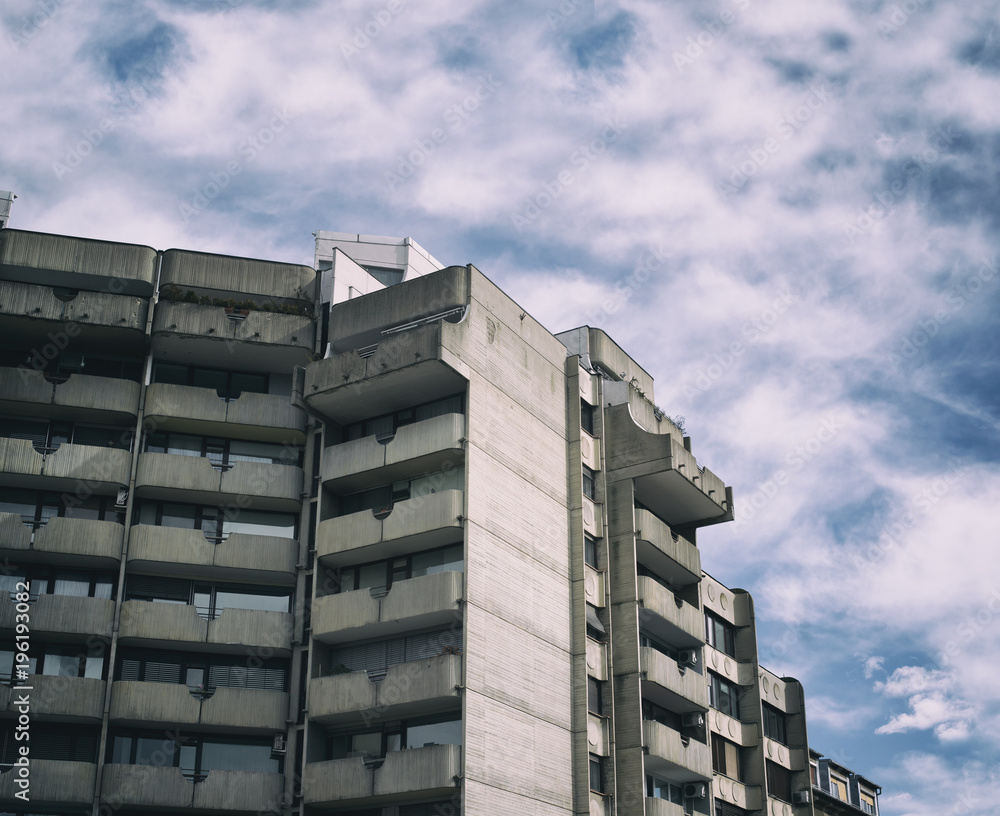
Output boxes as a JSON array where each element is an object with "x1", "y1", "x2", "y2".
[
  {"x1": 766, "y1": 760, "x2": 792, "y2": 802},
  {"x1": 0, "y1": 641, "x2": 106, "y2": 683},
  {"x1": 0, "y1": 723, "x2": 98, "y2": 763},
  {"x1": 327, "y1": 713, "x2": 462, "y2": 760},
  {"x1": 715, "y1": 800, "x2": 752, "y2": 816},
  {"x1": 641, "y1": 698, "x2": 680, "y2": 729},
  {"x1": 145, "y1": 432, "x2": 300, "y2": 467},
  {"x1": 117, "y1": 648, "x2": 288, "y2": 691},
  {"x1": 0, "y1": 417, "x2": 132, "y2": 452},
  {"x1": 829, "y1": 773, "x2": 848, "y2": 801},
  {"x1": 712, "y1": 733, "x2": 743, "y2": 780},
  {"x1": 329, "y1": 627, "x2": 462, "y2": 674},
  {"x1": 581, "y1": 400, "x2": 595, "y2": 435},
  {"x1": 109, "y1": 731, "x2": 281, "y2": 778},
  {"x1": 0, "y1": 569, "x2": 115, "y2": 601},
  {"x1": 153, "y1": 363, "x2": 269, "y2": 400},
  {"x1": 582, "y1": 466, "x2": 596, "y2": 500},
  {"x1": 708, "y1": 672, "x2": 740, "y2": 719},
  {"x1": 338, "y1": 467, "x2": 464, "y2": 517},
  {"x1": 124, "y1": 575, "x2": 291, "y2": 619},
  {"x1": 136, "y1": 500, "x2": 296, "y2": 542},
  {"x1": 589, "y1": 754, "x2": 604, "y2": 793},
  {"x1": 705, "y1": 609, "x2": 736, "y2": 657},
  {"x1": 810, "y1": 761, "x2": 818, "y2": 785},
  {"x1": 333, "y1": 544, "x2": 463, "y2": 594},
  {"x1": 860, "y1": 790, "x2": 877, "y2": 814},
  {"x1": 0, "y1": 487, "x2": 124, "y2": 527},
  {"x1": 342, "y1": 394, "x2": 464, "y2": 442},
  {"x1": 586, "y1": 605, "x2": 605, "y2": 641},
  {"x1": 639, "y1": 630, "x2": 677, "y2": 661},
  {"x1": 584, "y1": 534, "x2": 598, "y2": 568},
  {"x1": 588, "y1": 677, "x2": 602, "y2": 715},
  {"x1": 647, "y1": 774, "x2": 683, "y2": 804},
  {"x1": 762, "y1": 703, "x2": 787, "y2": 745}
]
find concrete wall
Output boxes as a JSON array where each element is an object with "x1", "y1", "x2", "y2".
[
  {"x1": 0, "y1": 675, "x2": 104, "y2": 721},
  {"x1": 152, "y1": 301, "x2": 315, "y2": 352},
  {"x1": 0, "y1": 367, "x2": 141, "y2": 419},
  {"x1": 0, "y1": 594, "x2": 114, "y2": 638},
  {"x1": 0, "y1": 279, "x2": 148, "y2": 330},
  {"x1": 0, "y1": 759, "x2": 95, "y2": 805},
  {"x1": 160, "y1": 248, "x2": 316, "y2": 300},
  {"x1": 109, "y1": 681, "x2": 287, "y2": 730},
  {"x1": 145, "y1": 383, "x2": 306, "y2": 438}
]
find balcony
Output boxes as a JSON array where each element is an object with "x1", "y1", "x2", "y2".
[
  {"x1": 312, "y1": 570, "x2": 463, "y2": 644},
  {"x1": 303, "y1": 744, "x2": 461, "y2": 807},
  {"x1": 605, "y1": 403, "x2": 732, "y2": 528},
  {"x1": 109, "y1": 681, "x2": 288, "y2": 732},
  {"x1": 0, "y1": 759, "x2": 96, "y2": 806},
  {"x1": 0, "y1": 228, "x2": 156, "y2": 294},
  {"x1": 127, "y1": 524, "x2": 297, "y2": 584},
  {"x1": 134, "y1": 452, "x2": 302, "y2": 512},
  {"x1": 763, "y1": 737, "x2": 805, "y2": 771},
  {"x1": 711, "y1": 709, "x2": 758, "y2": 747},
  {"x1": 118, "y1": 601, "x2": 293, "y2": 655},
  {"x1": 705, "y1": 645, "x2": 755, "y2": 687},
  {"x1": 0, "y1": 674, "x2": 104, "y2": 722},
  {"x1": 0, "y1": 514, "x2": 122, "y2": 567},
  {"x1": 0, "y1": 367, "x2": 141, "y2": 423},
  {"x1": 101, "y1": 764, "x2": 284, "y2": 811},
  {"x1": 145, "y1": 383, "x2": 306, "y2": 442},
  {"x1": 641, "y1": 647, "x2": 709, "y2": 711},
  {"x1": 152, "y1": 301, "x2": 315, "y2": 371},
  {"x1": 0, "y1": 594, "x2": 114, "y2": 638},
  {"x1": 586, "y1": 638, "x2": 608, "y2": 681},
  {"x1": 159, "y1": 248, "x2": 316, "y2": 301},
  {"x1": 322, "y1": 413, "x2": 465, "y2": 491},
  {"x1": 316, "y1": 489, "x2": 464, "y2": 567},
  {"x1": 0, "y1": 280, "x2": 148, "y2": 343},
  {"x1": 645, "y1": 798, "x2": 686, "y2": 816},
  {"x1": 301, "y1": 320, "x2": 469, "y2": 426},
  {"x1": 643, "y1": 720, "x2": 711, "y2": 780},
  {"x1": 637, "y1": 577, "x2": 703, "y2": 645},
  {"x1": 310, "y1": 654, "x2": 462, "y2": 725},
  {"x1": 588, "y1": 712, "x2": 609, "y2": 756},
  {"x1": 584, "y1": 564, "x2": 605, "y2": 608},
  {"x1": 0, "y1": 436, "x2": 131, "y2": 491},
  {"x1": 715, "y1": 777, "x2": 763, "y2": 812},
  {"x1": 634, "y1": 508, "x2": 700, "y2": 587}
]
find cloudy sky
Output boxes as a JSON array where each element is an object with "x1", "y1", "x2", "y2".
[{"x1": 3, "y1": 0, "x2": 1000, "y2": 811}]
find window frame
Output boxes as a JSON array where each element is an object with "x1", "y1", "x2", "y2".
[
  {"x1": 152, "y1": 363, "x2": 270, "y2": 400},
  {"x1": 708, "y1": 671, "x2": 740, "y2": 719},
  {"x1": 332, "y1": 542, "x2": 464, "y2": 595},
  {"x1": 705, "y1": 609, "x2": 736, "y2": 657}
]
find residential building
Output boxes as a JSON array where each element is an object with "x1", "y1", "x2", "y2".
[
  {"x1": 810, "y1": 751, "x2": 880, "y2": 816},
  {"x1": 0, "y1": 215, "x2": 878, "y2": 816}
]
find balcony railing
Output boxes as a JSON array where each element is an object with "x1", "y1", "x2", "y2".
[
  {"x1": 643, "y1": 719, "x2": 711, "y2": 779},
  {"x1": 0, "y1": 436, "x2": 131, "y2": 488},
  {"x1": 100, "y1": 764, "x2": 284, "y2": 811},
  {"x1": 0, "y1": 759, "x2": 96, "y2": 805},
  {"x1": 0, "y1": 367, "x2": 141, "y2": 422},
  {"x1": 0, "y1": 279, "x2": 148, "y2": 332},
  {"x1": 0, "y1": 674, "x2": 104, "y2": 721},
  {"x1": 0, "y1": 593, "x2": 114, "y2": 638},
  {"x1": 637, "y1": 576, "x2": 703, "y2": 644},
  {"x1": 0, "y1": 513, "x2": 122, "y2": 564},
  {"x1": 109, "y1": 681, "x2": 287, "y2": 731}
]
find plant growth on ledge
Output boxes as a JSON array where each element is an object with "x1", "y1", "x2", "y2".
[{"x1": 158, "y1": 284, "x2": 313, "y2": 316}]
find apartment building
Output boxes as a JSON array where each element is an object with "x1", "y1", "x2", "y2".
[
  {"x1": 809, "y1": 751, "x2": 880, "y2": 816},
  {"x1": 0, "y1": 220, "x2": 878, "y2": 816}
]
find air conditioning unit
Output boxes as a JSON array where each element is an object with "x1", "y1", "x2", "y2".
[
  {"x1": 678, "y1": 649, "x2": 699, "y2": 668},
  {"x1": 792, "y1": 790, "x2": 811, "y2": 805},
  {"x1": 684, "y1": 782, "x2": 707, "y2": 799},
  {"x1": 271, "y1": 734, "x2": 286, "y2": 756},
  {"x1": 681, "y1": 712, "x2": 705, "y2": 728}
]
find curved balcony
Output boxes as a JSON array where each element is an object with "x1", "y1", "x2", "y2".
[
  {"x1": 101, "y1": 764, "x2": 284, "y2": 811},
  {"x1": 0, "y1": 759, "x2": 96, "y2": 806},
  {"x1": 302, "y1": 320, "x2": 469, "y2": 425},
  {"x1": 0, "y1": 674, "x2": 104, "y2": 722},
  {"x1": 637, "y1": 577, "x2": 703, "y2": 645},
  {"x1": 645, "y1": 797, "x2": 686, "y2": 816},
  {"x1": 0, "y1": 594, "x2": 114, "y2": 638},
  {"x1": 134, "y1": 452, "x2": 302, "y2": 512},
  {"x1": 0, "y1": 367, "x2": 141, "y2": 423},
  {"x1": 109, "y1": 681, "x2": 287, "y2": 732},
  {"x1": 634, "y1": 508, "x2": 700, "y2": 587},
  {"x1": 322, "y1": 412, "x2": 465, "y2": 491},
  {"x1": 705, "y1": 645, "x2": 755, "y2": 687},
  {"x1": 641, "y1": 647, "x2": 709, "y2": 711},
  {"x1": 310, "y1": 654, "x2": 462, "y2": 725},
  {"x1": 127, "y1": 524, "x2": 297, "y2": 584},
  {"x1": 152, "y1": 301, "x2": 315, "y2": 371},
  {"x1": 643, "y1": 720, "x2": 711, "y2": 781},
  {"x1": 144, "y1": 382, "x2": 306, "y2": 442},
  {"x1": 715, "y1": 777, "x2": 763, "y2": 813},
  {"x1": 317, "y1": 489, "x2": 463, "y2": 568},
  {"x1": 0, "y1": 436, "x2": 131, "y2": 491},
  {"x1": 763, "y1": 737, "x2": 805, "y2": 771},
  {"x1": 118, "y1": 601, "x2": 293, "y2": 655},
  {"x1": 160, "y1": 248, "x2": 316, "y2": 301},
  {"x1": 605, "y1": 403, "x2": 732, "y2": 528},
  {"x1": 0, "y1": 514, "x2": 122, "y2": 567},
  {"x1": 0, "y1": 228, "x2": 156, "y2": 294},
  {"x1": 711, "y1": 709, "x2": 758, "y2": 747},
  {"x1": 312, "y1": 570, "x2": 463, "y2": 645},
  {"x1": 303, "y1": 744, "x2": 461, "y2": 808}
]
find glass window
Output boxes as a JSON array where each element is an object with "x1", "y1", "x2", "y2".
[
  {"x1": 589, "y1": 754, "x2": 604, "y2": 793},
  {"x1": 213, "y1": 588, "x2": 290, "y2": 614},
  {"x1": 200, "y1": 739, "x2": 278, "y2": 773},
  {"x1": 766, "y1": 760, "x2": 793, "y2": 802},
  {"x1": 222, "y1": 509, "x2": 295, "y2": 539},
  {"x1": 53, "y1": 573, "x2": 90, "y2": 597},
  {"x1": 581, "y1": 400, "x2": 595, "y2": 434},
  {"x1": 762, "y1": 703, "x2": 787, "y2": 744},
  {"x1": 705, "y1": 610, "x2": 736, "y2": 657},
  {"x1": 709, "y1": 672, "x2": 740, "y2": 719},
  {"x1": 41, "y1": 652, "x2": 82, "y2": 678},
  {"x1": 582, "y1": 466, "x2": 596, "y2": 500},
  {"x1": 405, "y1": 717, "x2": 461, "y2": 749},
  {"x1": 588, "y1": 677, "x2": 602, "y2": 715},
  {"x1": 154, "y1": 364, "x2": 189, "y2": 385},
  {"x1": 192, "y1": 368, "x2": 228, "y2": 392},
  {"x1": 411, "y1": 544, "x2": 463, "y2": 577},
  {"x1": 228, "y1": 371, "x2": 267, "y2": 397},
  {"x1": 356, "y1": 563, "x2": 388, "y2": 591},
  {"x1": 111, "y1": 735, "x2": 133, "y2": 764},
  {"x1": 584, "y1": 534, "x2": 598, "y2": 568},
  {"x1": 161, "y1": 504, "x2": 197, "y2": 529}
]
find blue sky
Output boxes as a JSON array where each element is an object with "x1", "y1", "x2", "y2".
[{"x1": 3, "y1": 0, "x2": 1000, "y2": 810}]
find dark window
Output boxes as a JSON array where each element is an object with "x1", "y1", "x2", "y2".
[
  {"x1": 639, "y1": 630, "x2": 678, "y2": 661},
  {"x1": 712, "y1": 733, "x2": 743, "y2": 780},
  {"x1": 766, "y1": 760, "x2": 792, "y2": 802},
  {"x1": 332, "y1": 544, "x2": 463, "y2": 594},
  {"x1": 117, "y1": 648, "x2": 288, "y2": 691},
  {"x1": 0, "y1": 417, "x2": 132, "y2": 452},
  {"x1": 705, "y1": 610, "x2": 736, "y2": 657},
  {"x1": 328, "y1": 627, "x2": 462, "y2": 674},
  {"x1": 124, "y1": 575, "x2": 291, "y2": 619},
  {"x1": 582, "y1": 466, "x2": 596, "y2": 500},
  {"x1": 0, "y1": 724, "x2": 98, "y2": 763},
  {"x1": 144, "y1": 432, "x2": 300, "y2": 467},
  {"x1": 342, "y1": 394, "x2": 464, "y2": 443},
  {"x1": 589, "y1": 754, "x2": 604, "y2": 793},
  {"x1": 136, "y1": 500, "x2": 296, "y2": 541},
  {"x1": 0, "y1": 641, "x2": 106, "y2": 683},
  {"x1": 0, "y1": 569, "x2": 115, "y2": 601},
  {"x1": 581, "y1": 400, "x2": 595, "y2": 435},
  {"x1": 153, "y1": 363, "x2": 268, "y2": 400},
  {"x1": 584, "y1": 534, "x2": 598, "y2": 568},
  {"x1": 588, "y1": 677, "x2": 602, "y2": 715},
  {"x1": 715, "y1": 800, "x2": 752, "y2": 816},
  {"x1": 641, "y1": 698, "x2": 681, "y2": 729},
  {"x1": 337, "y1": 467, "x2": 463, "y2": 517},
  {"x1": 647, "y1": 774, "x2": 683, "y2": 804},
  {"x1": 708, "y1": 672, "x2": 740, "y2": 719},
  {"x1": 327, "y1": 713, "x2": 461, "y2": 760},
  {"x1": 0, "y1": 486, "x2": 124, "y2": 526},
  {"x1": 762, "y1": 703, "x2": 788, "y2": 744},
  {"x1": 108, "y1": 731, "x2": 281, "y2": 778}
]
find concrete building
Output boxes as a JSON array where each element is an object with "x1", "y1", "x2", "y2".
[
  {"x1": 809, "y1": 751, "x2": 880, "y2": 816},
  {"x1": 0, "y1": 220, "x2": 878, "y2": 816}
]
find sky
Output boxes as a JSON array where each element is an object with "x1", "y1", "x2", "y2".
[{"x1": 3, "y1": 0, "x2": 1000, "y2": 812}]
